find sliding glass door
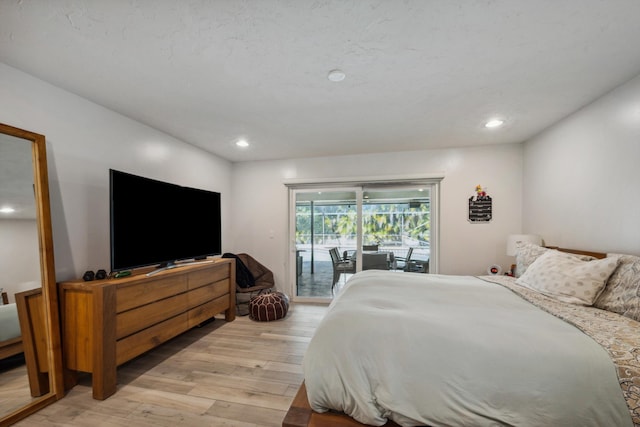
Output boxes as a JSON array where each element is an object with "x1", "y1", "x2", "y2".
[
  {"x1": 362, "y1": 186, "x2": 431, "y2": 274},
  {"x1": 292, "y1": 188, "x2": 359, "y2": 300},
  {"x1": 288, "y1": 180, "x2": 439, "y2": 302}
]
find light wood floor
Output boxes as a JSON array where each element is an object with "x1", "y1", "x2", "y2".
[
  {"x1": 15, "y1": 303, "x2": 327, "y2": 427},
  {"x1": 0, "y1": 363, "x2": 37, "y2": 417}
]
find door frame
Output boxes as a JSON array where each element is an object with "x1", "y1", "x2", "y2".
[{"x1": 286, "y1": 176, "x2": 442, "y2": 303}]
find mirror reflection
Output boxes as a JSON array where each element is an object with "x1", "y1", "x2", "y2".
[{"x1": 0, "y1": 132, "x2": 48, "y2": 417}]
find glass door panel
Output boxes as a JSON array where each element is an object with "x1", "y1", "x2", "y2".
[
  {"x1": 289, "y1": 181, "x2": 438, "y2": 302},
  {"x1": 294, "y1": 189, "x2": 358, "y2": 299},
  {"x1": 362, "y1": 186, "x2": 431, "y2": 273}
]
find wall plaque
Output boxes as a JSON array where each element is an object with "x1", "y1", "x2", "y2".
[{"x1": 468, "y1": 184, "x2": 492, "y2": 223}]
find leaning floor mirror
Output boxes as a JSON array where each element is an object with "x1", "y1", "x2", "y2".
[{"x1": 0, "y1": 123, "x2": 63, "y2": 426}]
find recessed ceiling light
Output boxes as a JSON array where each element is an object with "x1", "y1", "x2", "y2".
[
  {"x1": 0, "y1": 207, "x2": 16, "y2": 214},
  {"x1": 327, "y1": 69, "x2": 346, "y2": 82},
  {"x1": 236, "y1": 139, "x2": 249, "y2": 148},
  {"x1": 485, "y1": 119, "x2": 505, "y2": 128}
]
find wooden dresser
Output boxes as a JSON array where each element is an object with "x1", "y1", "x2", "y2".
[{"x1": 58, "y1": 258, "x2": 235, "y2": 399}]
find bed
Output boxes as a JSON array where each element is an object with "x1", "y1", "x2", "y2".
[
  {"x1": 0, "y1": 289, "x2": 50, "y2": 397},
  {"x1": 0, "y1": 292, "x2": 24, "y2": 361},
  {"x1": 284, "y1": 246, "x2": 640, "y2": 427}
]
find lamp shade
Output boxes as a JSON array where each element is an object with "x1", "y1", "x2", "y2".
[{"x1": 506, "y1": 234, "x2": 542, "y2": 256}]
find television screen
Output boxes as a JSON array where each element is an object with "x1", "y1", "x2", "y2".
[{"x1": 110, "y1": 169, "x2": 222, "y2": 272}]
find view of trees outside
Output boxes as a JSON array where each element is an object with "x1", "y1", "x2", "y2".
[{"x1": 295, "y1": 202, "x2": 430, "y2": 249}]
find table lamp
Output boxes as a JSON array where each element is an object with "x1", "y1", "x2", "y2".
[{"x1": 506, "y1": 234, "x2": 542, "y2": 256}]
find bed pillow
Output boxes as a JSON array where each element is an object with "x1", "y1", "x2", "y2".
[
  {"x1": 515, "y1": 250, "x2": 620, "y2": 305},
  {"x1": 514, "y1": 242, "x2": 549, "y2": 277},
  {"x1": 514, "y1": 242, "x2": 596, "y2": 277},
  {"x1": 594, "y1": 254, "x2": 640, "y2": 322}
]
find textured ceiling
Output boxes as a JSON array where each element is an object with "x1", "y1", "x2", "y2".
[{"x1": 2, "y1": 1, "x2": 640, "y2": 162}]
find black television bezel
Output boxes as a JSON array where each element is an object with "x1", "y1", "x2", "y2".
[{"x1": 109, "y1": 169, "x2": 222, "y2": 272}]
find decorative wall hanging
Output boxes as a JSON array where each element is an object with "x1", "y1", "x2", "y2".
[{"x1": 468, "y1": 184, "x2": 492, "y2": 223}]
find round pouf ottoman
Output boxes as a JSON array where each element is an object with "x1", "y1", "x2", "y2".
[{"x1": 249, "y1": 292, "x2": 289, "y2": 321}]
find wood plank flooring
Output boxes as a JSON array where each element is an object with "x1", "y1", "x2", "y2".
[
  {"x1": 0, "y1": 363, "x2": 37, "y2": 417},
  {"x1": 15, "y1": 303, "x2": 327, "y2": 427}
]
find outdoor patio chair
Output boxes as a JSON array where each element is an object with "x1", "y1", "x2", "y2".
[
  {"x1": 394, "y1": 247, "x2": 414, "y2": 271},
  {"x1": 342, "y1": 249, "x2": 356, "y2": 261},
  {"x1": 407, "y1": 256, "x2": 429, "y2": 273},
  {"x1": 329, "y1": 247, "x2": 356, "y2": 289}
]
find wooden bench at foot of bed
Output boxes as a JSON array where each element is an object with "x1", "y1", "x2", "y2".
[{"x1": 283, "y1": 382, "x2": 400, "y2": 427}]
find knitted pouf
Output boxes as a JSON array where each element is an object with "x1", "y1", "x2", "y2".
[{"x1": 249, "y1": 291, "x2": 289, "y2": 321}]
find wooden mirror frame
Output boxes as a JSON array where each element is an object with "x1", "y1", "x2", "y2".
[{"x1": 0, "y1": 123, "x2": 63, "y2": 426}]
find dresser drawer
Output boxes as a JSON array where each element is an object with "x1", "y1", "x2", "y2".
[
  {"x1": 116, "y1": 275, "x2": 188, "y2": 313},
  {"x1": 188, "y1": 265, "x2": 229, "y2": 289},
  {"x1": 188, "y1": 295, "x2": 230, "y2": 328},
  {"x1": 116, "y1": 312, "x2": 189, "y2": 365},
  {"x1": 116, "y1": 292, "x2": 189, "y2": 339}
]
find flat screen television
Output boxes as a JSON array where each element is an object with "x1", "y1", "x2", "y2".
[{"x1": 110, "y1": 169, "x2": 222, "y2": 273}]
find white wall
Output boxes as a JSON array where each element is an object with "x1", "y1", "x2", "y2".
[
  {"x1": 0, "y1": 220, "x2": 40, "y2": 303},
  {"x1": 0, "y1": 61, "x2": 530, "y2": 288},
  {"x1": 0, "y1": 63, "x2": 232, "y2": 281},
  {"x1": 230, "y1": 144, "x2": 523, "y2": 291},
  {"x1": 523, "y1": 73, "x2": 640, "y2": 255}
]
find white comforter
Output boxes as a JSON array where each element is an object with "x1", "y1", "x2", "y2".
[{"x1": 303, "y1": 271, "x2": 632, "y2": 426}]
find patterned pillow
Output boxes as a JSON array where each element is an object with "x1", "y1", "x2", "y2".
[
  {"x1": 514, "y1": 242, "x2": 549, "y2": 277},
  {"x1": 515, "y1": 250, "x2": 620, "y2": 305},
  {"x1": 594, "y1": 254, "x2": 640, "y2": 322},
  {"x1": 514, "y1": 242, "x2": 596, "y2": 277}
]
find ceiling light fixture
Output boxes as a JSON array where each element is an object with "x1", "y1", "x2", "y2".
[
  {"x1": 485, "y1": 119, "x2": 505, "y2": 128},
  {"x1": 236, "y1": 139, "x2": 249, "y2": 148},
  {"x1": 0, "y1": 207, "x2": 16, "y2": 214},
  {"x1": 327, "y1": 69, "x2": 346, "y2": 82}
]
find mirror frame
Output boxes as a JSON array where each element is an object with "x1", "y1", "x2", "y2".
[{"x1": 0, "y1": 123, "x2": 63, "y2": 426}]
